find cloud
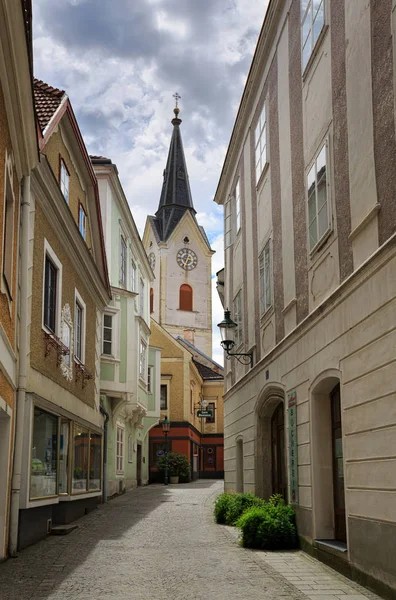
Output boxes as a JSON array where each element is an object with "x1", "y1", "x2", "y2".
[{"x1": 32, "y1": 0, "x2": 268, "y2": 360}]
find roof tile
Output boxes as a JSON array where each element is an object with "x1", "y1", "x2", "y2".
[{"x1": 34, "y1": 78, "x2": 65, "y2": 132}]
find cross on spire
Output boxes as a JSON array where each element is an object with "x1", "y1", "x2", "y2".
[{"x1": 173, "y1": 92, "x2": 181, "y2": 108}]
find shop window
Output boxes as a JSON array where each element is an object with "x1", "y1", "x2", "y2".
[
  {"x1": 72, "y1": 424, "x2": 89, "y2": 492},
  {"x1": 160, "y1": 384, "x2": 168, "y2": 410},
  {"x1": 89, "y1": 432, "x2": 102, "y2": 490},
  {"x1": 59, "y1": 421, "x2": 69, "y2": 494},
  {"x1": 179, "y1": 284, "x2": 193, "y2": 311},
  {"x1": 30, "y1": 407, "x2": 58, "y2": 499}
]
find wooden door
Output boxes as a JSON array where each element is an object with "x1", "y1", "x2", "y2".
[
  {"x1": 271, "y1": 403, "x2": 287, "y2": 499},
  {"x1": 331, "y1": 384, "x2": 346, "y2": 542},
  {"x1": 136, "y1": 444, "x2": 142, "y2": 486}
]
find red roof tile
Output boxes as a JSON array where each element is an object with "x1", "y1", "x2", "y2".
[{"x1": 34, "y1": 78, "x2": 65, "y2": 132}]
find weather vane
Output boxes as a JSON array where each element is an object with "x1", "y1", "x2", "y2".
[{"x1": 173, "y1": 92, "x2": 181, "y2": 109}]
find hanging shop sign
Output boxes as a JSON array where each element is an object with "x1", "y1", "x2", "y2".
[
  {"x1": 288, "y1": 390, "x2": 298, "y2": 505},
  {"x1": 197, "y1": 410, "x2": 213, "y2": 418}
]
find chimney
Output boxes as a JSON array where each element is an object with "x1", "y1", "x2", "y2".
[{"x1": 184, "y1": 328, "x2": 195, "y2": 346}]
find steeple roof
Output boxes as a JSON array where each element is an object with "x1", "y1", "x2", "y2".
[{"x1": 154, "y1": 105, "x2": 196, "y2": 241}]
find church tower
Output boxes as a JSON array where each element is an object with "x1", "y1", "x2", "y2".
[{"x1": 143, "y1": 98, "x2": 214, "y2": 357}]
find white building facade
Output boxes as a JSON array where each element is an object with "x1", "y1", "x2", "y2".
[
  {"x1": 215, "y1": 1, "x2": 396, "y2": 596},
  {"x1": 93, "y1": 157, "x2": 160, "y2": 495}
]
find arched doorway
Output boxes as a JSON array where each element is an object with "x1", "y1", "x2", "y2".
[
  {"x1": 271, "y1": 403, "x2": 287, "y2": 499},
  {"x1": 255, "y1": 385, "x2": 286, "y2": 500},
  {"x1": 311, "y1": 372, "x2": 346, "y2": 544}
]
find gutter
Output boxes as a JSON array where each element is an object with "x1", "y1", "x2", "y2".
[
  {"x1": 9, "y1": 175, "x2": 30, "y2": 556},
  {"x1": 100, "y1": 404, "x2": 109, "y2": 503}
]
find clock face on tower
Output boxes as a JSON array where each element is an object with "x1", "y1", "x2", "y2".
[
  {"x1": 177, "y1": 248, "x2": 198, "y2": 271},
  {"x1": 148, "y1": 252, "x2": 156, "y2": 270}
]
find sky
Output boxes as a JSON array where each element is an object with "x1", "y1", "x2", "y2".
[{"x1": 32, "y1": 0, "x2": 267, "y2": 365}]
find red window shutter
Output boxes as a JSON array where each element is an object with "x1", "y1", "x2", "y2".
[{"x1": 179, "y1": 284, "x2": 193, "y2": 311}]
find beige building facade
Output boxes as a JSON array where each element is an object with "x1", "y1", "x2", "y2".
[
  {"x1": 215, "y1": 0, "x2": 396, "y2": 596},
  {"x1": 0, "y1": 0, "x2": 38, "y2": 560},
  {"x1": 12, "y1": 79, "x2": 111, "y2": 551}
]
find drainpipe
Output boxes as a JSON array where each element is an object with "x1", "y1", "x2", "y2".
[
  {"x1": 100, "y1": 404, "x2": 109, "y2": 503},
  {"x1": 9, "y1": 175, "x2": 30, "y2": 556}
]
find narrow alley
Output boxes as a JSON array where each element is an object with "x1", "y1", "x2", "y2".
[{"x1": 0, "y1": 481, "x2": 382, "y2": 600}]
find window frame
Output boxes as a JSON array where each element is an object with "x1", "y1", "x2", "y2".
[
  {"x1": 116, "y1": 424, "x2": 125, "y2": 474},
  {"x1": 74, "y1": 289, "x2": 86, "y2": 363},
  {"x1": 206, "y1": 401, "x2": 216, "y2": 424},
  {"x1": 147, "y1": 366, "x2": 154, "y2": 393},
  {"x1": 307, "y1": 139, "x2": 330, "y2": 253},
  {"x1": 139, "y1": 277, "x2": 145, "y2": 317},
  {"x1": 42, "y1": 240, "x2": 62, "y2": 336},
  {"x1": 255, "y1": 103, "x2": 268, "y2": 184},
  {"x1": 102, "y1": 313, "x2": 113, "y2": 356},
  {"x1": 139, "y1": 338, "x2": 147, "y2": 382},
  {"x1": 233, "y1": 290, "x2": 243, "y2": 349},
  {"x1": 2, "y1": 164, "x2": 15, "y2": 299},
  {"x1": 259, "y1": 239, "x2": 273, "y2": 317},
  {"x1": 59, "y1": 158, "x2": 70, "y2": 203},
  {"x1": 301, "y1": 0, "x2": 326, "y2": 72},
  {"x1": 78, "y1": 202, "x2": 87, "y2": 240},
  {"x1": 179, "y1": 284, "x2": 193, "y2": 311},
  {"x1": 119, "y1": 235, "x2": 127, "y2": 286},
  {"x1": 235, "y1": 178, "x2": 241, "y2": 235},
  {"x1": 160, "y1": 384, "x2": 168, "y2": 411},
  {"x1": 130, "y1": 259, "x2": 136, "y2": 291}
]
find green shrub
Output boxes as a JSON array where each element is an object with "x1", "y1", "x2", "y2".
[
  {"x1": 236, "y1": 502, "x2": 297, "y2": 550},
  {"x1": 225, "y1": 493, "x2": 266, "y2": 526},
  {"x1": 214, "y1": 493, "x2": 235, "y2": 524},
  {"x1": 157, "y1": 452, "x2": 190, "y2": 479}
]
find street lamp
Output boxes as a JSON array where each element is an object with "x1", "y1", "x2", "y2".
[
  {"x1": 217, "y1": 309, "x2": 253, "y2": 368},
  {"x1": 161, "y1": 416, "x2": 170, "y2": 486}
]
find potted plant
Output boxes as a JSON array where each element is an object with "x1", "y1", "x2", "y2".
[{"x1": 158, "y1": 451, "x2": 190, "y2": 484}]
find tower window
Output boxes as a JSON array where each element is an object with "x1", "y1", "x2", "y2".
[
  {"x1": 183, "y1": 236, "x2": 190, "y2": 244},
  {"x1": 150, "y1": 287, "x2": 154, "y2": 313},
  {"x1": 179, "y1": 284, "x2": 193, "y2": 312}
]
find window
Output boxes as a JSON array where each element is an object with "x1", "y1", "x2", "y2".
[
  {"x1": 206, "y1": 402, "x2": 215, "y2": 424},
  {"x1": 259, "y1": 240, "x2": 272, "y2": 315},
  {"x1": 30, "y1": 407, "x2": 58, "y2": 499},
  {"x1": 235, "y1": 178, "x2": 241, "y2": 234},
  {"x1": 75, "y1": 301, "x2": 83, "y2": 361},
  {"x1": 255, "y1": 104, "x2": 268, "y2": 183},
  {"x1": 131, "y1": 259, "x2": 136, "y2": 291},
  {"x1": 179, "y1": 284, "x2": 193, "y2": 311},
  {"x1": 308, "y1": 142, "x2": 328, "y2": 250},
  {"x1": 190, "y1": 388, "x2": 194, "y2": 415},
  {"x1": 139, "y1": 278, "x2": 145, "y2": 316},
  {"x1": 103, "y1": 314, "x2": 113, "y2": 355},
  {"x1": 116, "y1": 425, "x2": 124, "y2": 473},
  {"x1": 147, "y1": 366, "x2": 153, "y2": 393},
  {"x1": 139, "y1": 339, "x2": 147, "y2": 380},
  {"x1": 78, "y1": 204, "x2": 87, "y2": 240},
  {"x1": 302, "y1": 0, "x2": 325, "y2": 70},
  {"x1": 150, "y1": 287, "x2": 154, "y2": 313},
  {"x1": 72, "y1": 424, "x2": 89, "y2": 492},
  {"x1": 2, "y1": 173, "x2": 14, "y2": 297},
  {"x1": 120, "y1": 236, "x2": 127, "y2": 285},
  {"x1": 160, "y1": 384, "x2": 168, "y2": 410},
  {"x1": 60, "y1": 159, "x2": 69, "y2": 202},
  {"x1": 233, "y1": 290, "x2": 243, "y2": 348},
  {"x1": 44, "y1": 256, "x2": 58, "y2": 333},
  {"x1": 224, "y1": 199, "x2": 232, "y2": 249}
]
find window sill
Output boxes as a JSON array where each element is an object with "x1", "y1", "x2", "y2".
[
  {"x1": 302, "y1": 25, "x2": 329, "y2": 82},
  {"x1": 309, "y1": 226, "x2": 332, "y2": 259},
  {"x1": 101, "y1": 355, "x2": 120, "y2": 363},
  {"x1": 260, "y1": 304, "x2": 274, "y2": 325},
  {"x1": 256, "y1": 161, "x2": 270, "y2": 192},
  {"x1": 64, "y1": 490, "x2": 102, "y2": 500}
]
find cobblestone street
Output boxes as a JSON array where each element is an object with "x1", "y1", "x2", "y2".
[{"x1": 0, "y1": 481, "x2": 382, "y2": 600}]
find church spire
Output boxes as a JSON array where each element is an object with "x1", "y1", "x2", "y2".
[{"x1": 155, "y1": 94, "x2": 196, "y2": 241}]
